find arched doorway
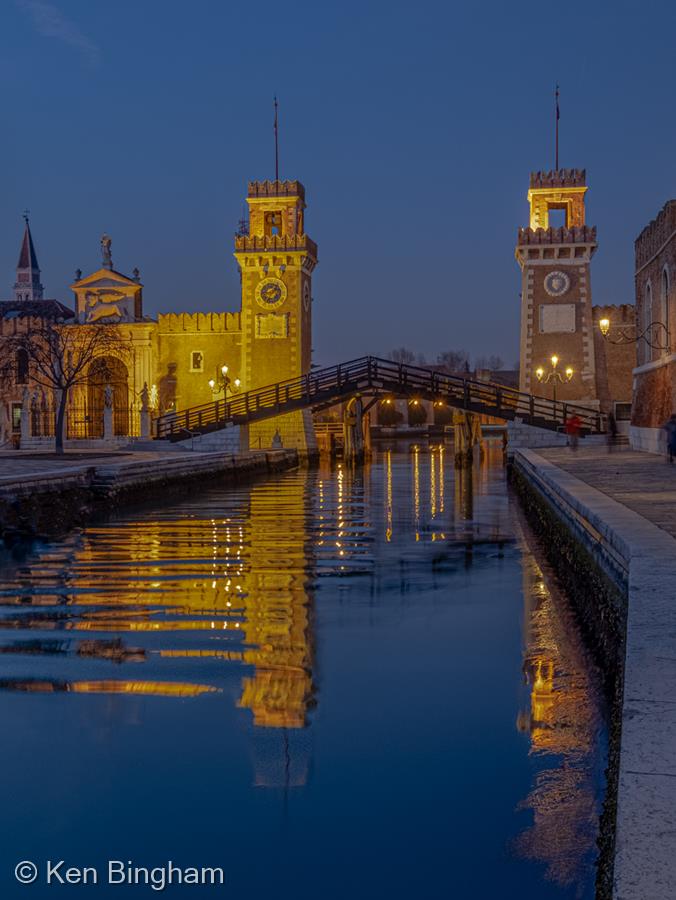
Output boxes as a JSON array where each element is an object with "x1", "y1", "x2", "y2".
[{"x1": 87, "y1": 356, "x2": 129, "y2": 437}]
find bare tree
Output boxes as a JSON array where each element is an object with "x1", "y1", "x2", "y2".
[
  {"x1": 475, "y1": 354, "x2": 505, "y2": 371},
  {"x1": 388, "y1": 347, "x2": 417, "y2": 365},
  {"x1": 0, "y1": 315, "x2": 128, "y2": 454},
  {"x1": 436, "y1": 350, "x2": 469, "y2": 373}
]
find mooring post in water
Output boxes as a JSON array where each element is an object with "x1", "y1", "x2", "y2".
[
  {"x1": 343, "y1": 395, "x2": 365, "y2": 462},
  {"x1": 453, "y1": 409, "x2": 483, "y2": 468}
]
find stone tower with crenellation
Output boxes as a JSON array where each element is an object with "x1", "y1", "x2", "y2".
[
  {"x1": 235, "y1": 180, "x2": 318, "y2": 452},
  {"x1": 515, "y1": 169, "x2": 599, "y2": 406}
]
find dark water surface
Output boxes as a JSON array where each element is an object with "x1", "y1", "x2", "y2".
[{"x1": 0, "y1": 443, "x2": 606, "y2": 898}]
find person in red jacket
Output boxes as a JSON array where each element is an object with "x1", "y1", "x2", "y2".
[{"x1": 565, "y1": 414, "x2": 582, "y2": 451}]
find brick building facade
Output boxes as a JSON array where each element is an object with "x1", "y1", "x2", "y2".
[{"x1": 631, "y1": 200, "x2": 676, "y2": 452}]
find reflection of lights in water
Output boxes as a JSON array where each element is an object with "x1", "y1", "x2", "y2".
[
  {"x1": 317, "y1": 479, "x2": 325, "y2": 545},
  {"x1": 0, "y1": 679, "x2": 218, "y2": 697},
  {"x1": 515, "y1": 545, "x2": 603, "y2": 890},
  {"x1": 0, "y1": 450, "x2": 558, "y2": 802},
  {"x1": 1, "y1": 475, "x2": 318, "y2": 742},
  {"x1": 413, "y1": 445, "x2": 420, "y2": 541},
  {"x1": 386, "y1": 450, "x2": 393, "y2": 542},
  {"x1": 438, "y1": 445, "x2": 445, "y2": 513},
  {"x1": 430, "y1": 448, "x2": 436, "y2": 519},
  {"x1": 336, "y1": 464, "x2": 344, "y2": 552}
]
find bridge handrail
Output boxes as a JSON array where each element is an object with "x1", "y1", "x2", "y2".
[{"x1": 153, "y1": 355, "x2": 604, "y2": 439}]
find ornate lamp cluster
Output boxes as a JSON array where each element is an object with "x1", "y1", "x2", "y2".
[
  {"x1": 208, "y1": 365, "x2": 241, "y2": 398},
  {"x1": 535, "y1": 355, "x2": 573, "y2": 403}
]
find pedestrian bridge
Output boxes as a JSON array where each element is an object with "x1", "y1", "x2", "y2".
[{"x1": 153, "y1": 356, "x2": 604, "y2": 442}]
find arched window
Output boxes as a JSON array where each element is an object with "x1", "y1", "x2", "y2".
[
  {"x1": 662, "y1": 266, "x2": 671, "y2": 353},
  {"x1": 641, "y1": 282, "x2": 653, "y2": 365},
  {"x1": 16, "y1": 349, "x2": 29, "y2": 384}
]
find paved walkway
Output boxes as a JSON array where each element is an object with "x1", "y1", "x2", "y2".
[
  {"x1": 0, "y1": 450, "x2": 135, "y2": 476},
  {"x1": 540, "y1": 445, "x2": 676, "y2": 541},
  {"x1": 0, "y1": 450, "x2": 192, "y2": 483}
]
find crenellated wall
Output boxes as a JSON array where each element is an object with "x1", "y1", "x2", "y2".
[
  {"x1": 157, "y1": 311, "x2": 241, "y2": 333},
  {"x1": 635, "y1": 200, "x2": 676, "y2": 271},
  {"x1": 155, "y1": 311, "x2": 243, "y2": 413}
]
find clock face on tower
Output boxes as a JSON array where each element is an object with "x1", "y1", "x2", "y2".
[
  {"x1": 256, "y1": 276, "x2": 287, "y2": 309},
  {"x1": 544, "y1": 270, "x2": 571, "y2": 297}
]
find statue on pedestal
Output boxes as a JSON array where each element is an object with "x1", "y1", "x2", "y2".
[
  {"x1": 100, "y1": 234, "x2": 113, "y2": 270},
  {"x1": 140, "y1": 382, "x2": 150, "y2": 412}
]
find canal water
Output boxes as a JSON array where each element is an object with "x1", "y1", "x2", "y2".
[{"x1": 0, "y1": 443, "x2": 606, "y2": 898}]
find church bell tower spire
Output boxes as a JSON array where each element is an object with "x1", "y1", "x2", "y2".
[{"x1": 14, "y1": 214, "x2": 44, "y2": 302}]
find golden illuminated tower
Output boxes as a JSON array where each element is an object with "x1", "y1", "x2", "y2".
[
  {"x1": 235, "y1": 180, "x2": 318, "y2": 452},
  {"x1": 515, "y1": 170, "x2": 599, "y2": 405}
]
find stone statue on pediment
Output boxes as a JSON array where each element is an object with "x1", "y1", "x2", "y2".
[{"x1": 101, "y1": 234, "x2": 113, "y2": 270}]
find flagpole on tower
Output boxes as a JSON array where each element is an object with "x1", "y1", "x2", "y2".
[
  {"x1": 555, "y1": 84, "x2": 560, "y2": 171},
  {"x1": 274, "y1": 95, "x2": 279, "y2": 183}
]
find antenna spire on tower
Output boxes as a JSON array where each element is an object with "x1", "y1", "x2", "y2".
[
  {"x1": 274, "y1": 95, "x2": 279, "y2": 183},
  {"x1": 555, "y1": 84, "x2": 560, "y2": 171}
]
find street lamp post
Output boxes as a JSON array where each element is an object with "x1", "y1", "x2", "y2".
[
  {"x1": 208, "y1": 365, "x2": 241, "y2": 401},
  {"x1": 598, "y1": 316, "x2": 670, "y2": 350},
  {"x1": 535, "y1": 355, "x2": 573, "y2": 405}
]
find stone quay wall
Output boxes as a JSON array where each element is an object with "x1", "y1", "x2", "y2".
[
  {"x1": 0, "y1": 449, "x2": 300, "y2": 540},
  {"x1": 511, "y1": 448, "x2": 676, "y2": 900}
]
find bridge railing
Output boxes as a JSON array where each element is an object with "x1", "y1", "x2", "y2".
[
  {"x1": 364, "y1": 358, "x2": 601, "y2": 431},
  {"x1": 153, "y1": 355, "x2": 603, "y2": 439}
]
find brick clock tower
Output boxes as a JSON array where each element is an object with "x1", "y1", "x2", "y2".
[
  {"x1": 235, "y1": 180, "x2": 318, "y2": 451},
  {"x1": 515, "y1": 170, "x2": 599, "y2": 406}
]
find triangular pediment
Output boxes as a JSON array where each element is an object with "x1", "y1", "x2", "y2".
[{"x1": 71, "y1": 268, "x2": 141, "y2": 290}]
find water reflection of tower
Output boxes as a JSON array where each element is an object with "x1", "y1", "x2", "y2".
[
  {"x1": 237, "y1": 473, "x2": 316, "y2": 788},
  {"x1": 515, "y1": 535, "x2": 602, "y2": 890}
]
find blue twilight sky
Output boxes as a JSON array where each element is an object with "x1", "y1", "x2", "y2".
[{"x1": 1, "y1": 0, "x2": 675, "y2": 367}]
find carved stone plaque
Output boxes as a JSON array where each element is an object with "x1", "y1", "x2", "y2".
[
  {"x1": 84, "y1": 288, "x2": 135, "y2": 323},
  {"x1": 539, "y1": 303, "x2": 576, "y2": 334},
  {"x1": 255, "y1": 313, "x2": 289, "y2": 339}
]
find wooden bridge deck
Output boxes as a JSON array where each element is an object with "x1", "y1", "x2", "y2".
[{"x1": 154, "y1": 356, "x2": 604, "y2": 442}]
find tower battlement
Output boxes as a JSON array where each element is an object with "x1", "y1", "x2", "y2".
[
  {"x1": 529, "y1": 169, "x2": 586, "y2": 189},
  {"x1": 517, "y1": 225, "x2": 597, "y2": 246},
  {"x1": 593, "y1": 304, "x2": 635, "y2": 325},
  {"x1": 635, "y1": 200, "x2": 676, "y2": 270},
  {"x1": 234, "y1": 233, "x2": 317, "y2": 257},
  {"x1": 248, "y1": 180, "x2": 305, "y2": 200}
]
